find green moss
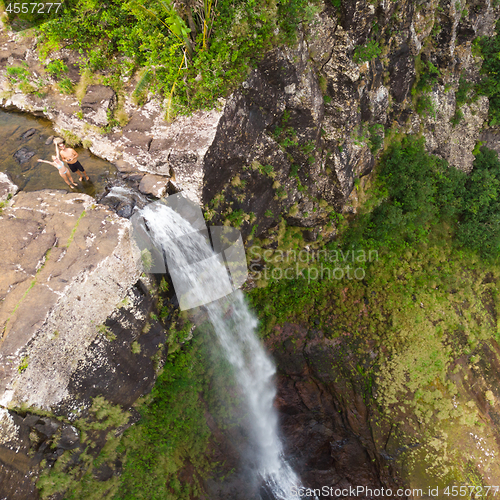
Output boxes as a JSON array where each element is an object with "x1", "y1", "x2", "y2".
[
  {"x1": 131, "y1": 341, "x2": 141, "y2": 354},
  {"x1": 97, "y1": 324, "x2": 116, "y2": 341},
  {"x1": 18, "y1": 356, "x2": 29, "y2": 373}
]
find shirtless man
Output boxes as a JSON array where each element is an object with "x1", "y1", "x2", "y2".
[{"x1": 54, "y1": 138, "x2": 90, "y2": 181}]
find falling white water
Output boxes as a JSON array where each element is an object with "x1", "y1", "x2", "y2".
[{"x1": 140, "y1": 202, "x2": 304, "y2": 500}]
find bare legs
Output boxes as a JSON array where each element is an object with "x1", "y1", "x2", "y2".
[{"x1": 61, "y1": 171, "x2": 77, "y2": 187}]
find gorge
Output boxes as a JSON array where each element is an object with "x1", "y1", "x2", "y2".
[{"x1": 1, "y1": 0, "x2": 500, "y2": 499}]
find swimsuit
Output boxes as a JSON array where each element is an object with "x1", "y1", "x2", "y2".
[
  {"x1": 68, "y1": 160, "x2": 84, "y2": 173},
  {"x1": 55, "y1": 159, "x2": 69, "y2": 175}
]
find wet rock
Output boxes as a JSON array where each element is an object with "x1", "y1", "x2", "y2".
[
  {"x1": 114, "y1": 158, "x2": 137, "y2": 173},
  {"x1": 57, "y1": 426, "x2": 79, "y2": 450},
  {"x1": 13, "y1": 147, "x2": 35, "y2": 164},
  {"x1": 34, "y1": 418, "x2": 60, "y2": 438},
  {"x1": 139, "y1": 174, "x2": 169, "y2": 198},
  {"x1": 20, "y1": 128, "x2": 36, "y2": 140},
  {"x1": 45, "y1": 135, "x2": 55, "y2": 145},
  {"x1": 81, "y1": 85, "x2": 116, "y2": 126},
  {"x1": 117, "y1": 203, "x2": 134, "y2": 218},
  {"x1": 123, "y1": 173, "x2": 145, "y2": 182},
  {"x1": 268, "y1": 323, "x2": 402, "y2": 495},
  {"x1": 0, "y1": 173, "x2": 18, "y2": 202}
]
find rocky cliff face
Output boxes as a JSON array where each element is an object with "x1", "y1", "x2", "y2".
[
  {"x1": 0, "y1": 189, "x2": 166, "y2": 499},
  {"x1": 201, "y1": 0, "x2": 498, "y2": 240},
  {"x1": 1, "y1": 0, "x2": 498, "y2": 233}
]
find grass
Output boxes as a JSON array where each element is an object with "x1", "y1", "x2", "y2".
[{"x1": 66, "y1": 210, "x2": 86, "y2": 248}]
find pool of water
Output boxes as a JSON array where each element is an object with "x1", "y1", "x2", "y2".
[{"x1": 0, "y1": 109, "x2": 117, "y2": 197}]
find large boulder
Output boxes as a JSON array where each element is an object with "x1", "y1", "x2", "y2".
[
  {"x1": 0, "y1": 190, "x2": 142, "y2": 412},
  {"x1": 81, "y1": 85, "x2": 116, "y2": 126}
]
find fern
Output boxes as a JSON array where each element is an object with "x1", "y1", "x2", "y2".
[{"x1": 132, "y1": 68, "x2": 153, "y2": 102}]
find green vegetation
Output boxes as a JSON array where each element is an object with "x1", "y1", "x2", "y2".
[
  {"x1": 368, "y1": 124, "x2": 384, "y2": 153},
  {"x1": 451, "y1": 76, "x2": 476, "y2": 127},
  {"x1": 18, "y1": 355, "x2": 29, "y2": 373},
  {"x1": 97, "y1": 324, "x2": 117, "y2": 342},
  {"x1": 60, "y1": 129, "x2": 82, "y2": 147},
  {"x1": 353, "y1": 40, "x2": 381, "y2": 63},
  {"x1": 37, "y1": 324, "x2": 241, "y2": 500},
  {"x1": 5, "y1": 63, "x2": 36, "y2": 93},
  {"x1": 46, "y1": 59, "x2": 68, "y2": 79},
  {"x1": 8, "y1": 0, "x2": 320, "y2": 116},
  {"x1": 6, "y1": 64, "x2": 30, "y2": 82},
  {"x1": 414, "y1": 59, "x2": 440, "y2": 94},
  {"x1": 415, "y1": 92, "x2": 435, "y2": 118},
  {"x1": 58, "y1": 77, "x2": 74, "y2": 94},
  {"x1": 476, "y1": 19, "x2": 500, "y2": 126},
  {"x1": 412, "y1": 58, "x2": 440, "y2": 119},
  {"x1": 114, "y1": 339, "x2": 211, "y2": 500},
  {"x1": 249, "y1": 135, "x2": 500, "y2": 481},
  {"x1": 343, "y1": 136, "x2": 500, "y2": 260}
]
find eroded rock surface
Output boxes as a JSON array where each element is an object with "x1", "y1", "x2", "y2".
[
  {"x1": 0, "y1": 172, "x2": 17, "y2": 202},
  {"x1": 0, "y1": 190, "x2": 141, "y2": 411},
  {"x1": 81, "y1": 84, "x2": 116, "y2": 126}
]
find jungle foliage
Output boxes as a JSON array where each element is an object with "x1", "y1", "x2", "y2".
[
  {"x1": 345, "y1": 136, "x2": 500, "y2": 260},
  {"x1": 4, "y1": 0, "x2": 320, "y2": 114},
  {"x1": 249, "y1": 137, "x2": 500, "y2": 482},
  {"x1": 476, "y1": 19, "x2": 500, "y2": 126}
]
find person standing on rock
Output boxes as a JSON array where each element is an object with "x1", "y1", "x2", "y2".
[
  {"x1": 53, "y1": 138, "x2": 90, "y2": 182},
  {"x1": 37, "y1": 156, "x2": 78, "y2": 188}
]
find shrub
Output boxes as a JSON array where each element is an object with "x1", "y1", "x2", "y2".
[
  {"x1": 46, "y1": 59, "x2": 68, "y2": 79},
  {"x1": 27, "y1": 0, "x2": 321, "y2": 116},
  {"x1": 345, "y1": 135, "x2": 500, "y2": 260},
  {"x1": 477, "y1": 20, "x2": 500, "y2": 126},
  {"x1": 353, "y1": 40, "x2": 381, "y2": 63},
  {"x1": 455, "y1": 147, "x2": 500, "y2": 259}
]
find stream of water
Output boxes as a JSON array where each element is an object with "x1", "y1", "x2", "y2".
[
  {"x1": 0, "y1": 109, "x2": 116, "y2": 196},
  {"x1": 140, "y1": 201, "x2": 306, "y2": 500}
]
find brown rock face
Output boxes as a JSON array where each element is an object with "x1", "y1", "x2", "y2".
[
  {"x1": 80, "y1": 85, "x2": 117, "y2": 126},
  {"x1": 0, "y1": 190, "x2": 168, "y2": 499},
  {"x1": 268, "y1": 324, "x2": 405, "y2": 499}
]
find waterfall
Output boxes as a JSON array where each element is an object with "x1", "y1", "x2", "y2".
[{"x1": 139, "y1": 201, "x2": 305, "y2": 500}]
